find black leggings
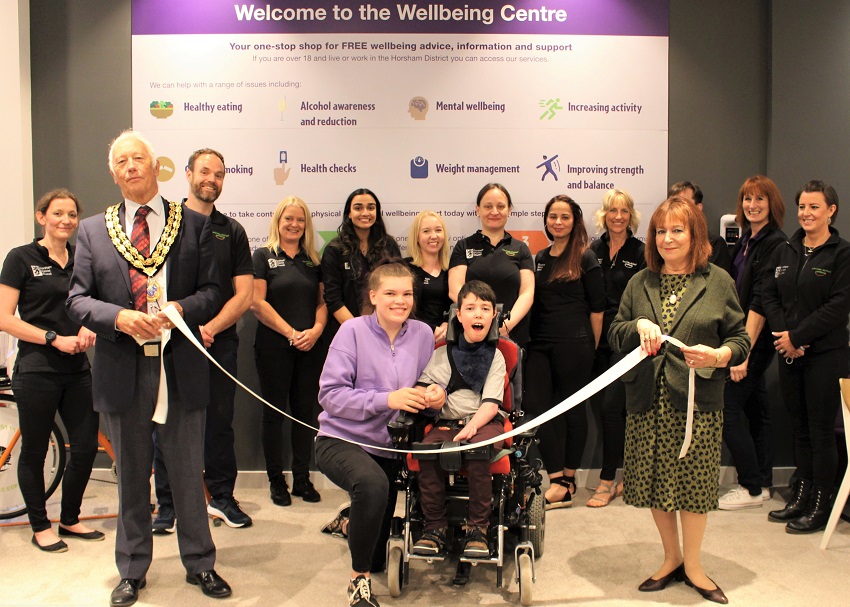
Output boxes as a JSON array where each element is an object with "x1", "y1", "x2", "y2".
[
  {"x1": 255, "y1": 343, "x2": 325, "y2": 480},
  {"x1": 590, "y1": 348, "x2": 627, "y2": 481},
  {"x1": 12, "y1": 371, "x2": 98, "y2": 532},
  {"x1": 524, "y1": 339, "x2": 596, "y2": 474},
  {"x1": 315, "y1": 437, "x2": 399, "y2": 573},
  {"x1": 777, "y1": 347, "x2": 849, "y2": 489}
]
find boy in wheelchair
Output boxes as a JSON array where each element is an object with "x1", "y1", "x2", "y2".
[{"x1": 411, "y1": 280, "x2": 507, "y2": 559}]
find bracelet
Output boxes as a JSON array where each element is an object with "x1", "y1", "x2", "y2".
[
  {"x1": 288, "y1": 328, "x2": 295, "y2": 346},
  {"x1": 714, "y1": 349, "x2": 722, "y2": 367}
]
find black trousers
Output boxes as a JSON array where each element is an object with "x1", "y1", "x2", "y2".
[
  {"x1": 777, "y1": 346, "x2": 849, "y2": 489},
  {"x1": 12, "y1": 370, "x2": 98, "y2": 532},
  {"x1": 255, "y1": 342, "x2": 325, "y2": 480},
  {"x1": 315, "y1": 437, "x2": 399, "y2": 573},
  {"x1": 589, "y1": 348, "x2": 627, "y2": 481},
  {"x1": 722, "y1": 345, "x2": 775, "y2": 494},
  {"x1": 154, "y1": 335, "x2": 239, "y2": 503},
  {"x1": 524, "y1": 339, "x2": 596, "y2": 474}
]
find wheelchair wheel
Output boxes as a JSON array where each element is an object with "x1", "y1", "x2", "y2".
[
  {"x1": 0, "y1": 397, "x2": 66, "y2": 520},
  {"x1": 517, "y1": 552, "x2": 533, "y2": 606},
  {"x1": 527, "y1": 492, "x2": 545, "y2": 558},
  {"x1": 387, "y1": 544, "x2": 403, "y2": 597}
]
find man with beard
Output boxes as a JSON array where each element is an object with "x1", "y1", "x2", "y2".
[{"x1": 152, "y1": 148, "x2": 254, "y2": 532}]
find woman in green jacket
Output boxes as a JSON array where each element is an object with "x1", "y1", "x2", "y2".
[{"x1": 609, "y1": 196, "x2": 749, "y2": 605}]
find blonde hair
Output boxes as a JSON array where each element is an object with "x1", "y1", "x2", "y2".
[
  {"x1": 594, "y1": 188, "x2": 641, "y2": 234},
  {"x1": 406, "y1": 211, "x2": 449, "y2": 270},
  {"x1": 264, "y1": 196, "x2": 320, "y2": 265}
]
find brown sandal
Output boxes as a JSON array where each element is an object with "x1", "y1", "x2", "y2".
[{"x1": 586, "y1": 480, "x2": 623, "y2": 508}]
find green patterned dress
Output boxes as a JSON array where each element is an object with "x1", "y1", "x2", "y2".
[{"x1": 622, "y1": 272, "x2": 723, "y2": 513}]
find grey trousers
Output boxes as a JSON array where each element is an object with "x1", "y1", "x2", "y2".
[{"x1": 102, "y1": 353, "x2": 215, "y2": 579}]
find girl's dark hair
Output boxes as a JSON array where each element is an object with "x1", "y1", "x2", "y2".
[
  {"x1": 543, "y1": 195, "x2": 588, "y2": 282},
  {"x1": 337, "y1": 188, "x2": 396, "y2": 279}
]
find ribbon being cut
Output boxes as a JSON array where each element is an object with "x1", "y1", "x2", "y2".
[{"x1": 162, "y1": 306, "x2": 698, "y2": 458}]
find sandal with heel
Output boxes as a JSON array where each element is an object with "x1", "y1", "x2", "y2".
[{"x1": 545, "y1": 475, "x2": 576, "y2": 510}]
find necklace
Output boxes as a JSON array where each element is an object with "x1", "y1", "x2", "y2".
[{"x1": 803, "y1": 238, "x2": 816, "y2": 257}]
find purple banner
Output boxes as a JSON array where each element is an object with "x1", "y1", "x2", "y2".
[{"x1": 132, "y1": 0, "x2": 668, "y2": 36}]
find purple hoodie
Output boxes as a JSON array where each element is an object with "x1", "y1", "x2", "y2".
[{"x1": 318, "y1": 313, "x2": 435, "y2": 457}]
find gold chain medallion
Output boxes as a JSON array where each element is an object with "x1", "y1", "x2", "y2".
[{"x1": 106, "y1": 201, "x2": 182, "y2": 277}]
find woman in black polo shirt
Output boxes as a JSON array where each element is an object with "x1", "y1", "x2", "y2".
[
  {"x1": 252, "y1": 196, "x2": 328, "y2": 506},
  {"x1": 524, "y1": 194, "x2": 605, "y2": 508},
  {"x1": 0, "y1": 189, "x2": 102, "y2": 552},
  {"x1": 406, "y1": 210, "x2": 451, "y2": 342},
  {"x1": 320, "y1": 188, "x2": 400, "y2": 342},
  {"x1": 448, "y1": 183, "x2": 534, "y2": 346}
]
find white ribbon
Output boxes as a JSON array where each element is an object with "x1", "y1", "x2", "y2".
[{"x1": 163, "y1": 306, "x2": 697, "y2": 456}]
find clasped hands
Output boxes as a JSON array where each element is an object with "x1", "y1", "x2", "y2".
[
  {"x1": 388, "y1": 384, "x2": 446, "y2": 414},
  {"x1": 116, "y1": 303, "x2": 183, "y2": 341}
]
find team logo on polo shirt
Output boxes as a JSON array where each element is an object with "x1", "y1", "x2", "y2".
[
  {"x1": 466, "y1": 249, "x2": 483, "y2": 259},
  {"x1": 31, "y1": 265, "x2": 52, "y2": 277},
  {"x1": 212, "y1": 230, "x2": 229, "y2": 241},
  {"x1": 503, "y1": 249, "x2": 518, "y2": 257},
  {"x1": 268, "y1": 258, "x2": 286, "y2": 268}
]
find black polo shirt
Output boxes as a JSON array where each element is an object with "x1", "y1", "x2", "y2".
[
  {"x1": 193, "y1": 203, "x2": 253, "y2": 340},
  {"x1": 450, "y1": 230, "x2": 534, "y2": 344},
  {"x1": 409, "y1": 263, "x2": 450, "y2": 330},
  {"x1": 0, "y1": 240, "x2": 89, "y2": 373},
  {"x1": 252, "y1": 246, "x2": 322, "y2": 349}
]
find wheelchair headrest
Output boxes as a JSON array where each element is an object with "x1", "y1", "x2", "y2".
[{"x1": 445, "y1": 303, "x2": 503, "y2": 345}]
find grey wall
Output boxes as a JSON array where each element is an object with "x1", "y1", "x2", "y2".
[{"x1": 29, "y1": 0, "x2": 849, "y2": 472}]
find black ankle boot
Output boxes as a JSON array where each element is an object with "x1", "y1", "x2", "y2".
[
  {"x1": 768, "y1": 478, "x2": 812, "y2": 522},
  {"x1": 786, "y1": 486, "x2": 834, "y2": 534}
]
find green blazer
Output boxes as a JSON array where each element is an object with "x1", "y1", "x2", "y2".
[{"x1": 608, "y1": 264, "x2": 750, "y2": 414}]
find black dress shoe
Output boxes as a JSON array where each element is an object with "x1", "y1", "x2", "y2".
[
  {"x1": 638, "y1": 564, "x2": 684, "y2": 592},
  {"x1": 110, "y1": 578, "x2": 146, "y2": 606},
  {"x1": 186, "y1": 570, "x2": 232, "y2": 598},
  {"x1": 684, "y1": 574, "x2": 728, "y2": 604},
  {"x1": 58, "y1": 526, "x2": 106, "y2": 541},
  {"x1": 292, "y1": 477, "x2": 321, "y2": 503},
  {"x1": 31, "y1": 534, "x2": 68, "y2": 553},
  {"x1": 768, "y1": 478, "x2": 811, "y2": 522}
]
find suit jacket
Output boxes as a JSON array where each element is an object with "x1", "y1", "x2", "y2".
[
  {"x1": 67, "y1": 197, "x2": 220, "y2": 413},
  {"x1": 608, "y1": 264, "x2": 749, "y2": 414}
]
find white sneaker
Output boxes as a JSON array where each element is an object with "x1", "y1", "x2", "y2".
[
  {"x1": 761, "y1": 487, "x2": 771, "y2": 501},
  {"x1": 718, "y1": 485, "x2": 763, "y2": 510}
]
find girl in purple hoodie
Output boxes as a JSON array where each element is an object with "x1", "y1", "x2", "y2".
[{"x1": 315, "y1": 261, "x2": 442, "y2": 607}]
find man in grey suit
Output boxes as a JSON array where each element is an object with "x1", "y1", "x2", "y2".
[{"x1": 67, "y1": 130, "x2": 232, "y2": 606}]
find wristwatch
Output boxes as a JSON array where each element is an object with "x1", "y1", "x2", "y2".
[{"x1": 45, "y1": 330, "x2": 57, "y2": 346}]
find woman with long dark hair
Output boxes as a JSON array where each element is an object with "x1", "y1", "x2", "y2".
[
  {"x1": 321, "y1": 188, "x2": 400, "y2": 341},
  {"x1": 524, "y1": 194, "x2": 605, "y2": 509}
]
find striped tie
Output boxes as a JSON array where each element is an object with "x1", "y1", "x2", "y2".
[{"x1": 130, "y1": 206, "x2": 151, "y2": 312}]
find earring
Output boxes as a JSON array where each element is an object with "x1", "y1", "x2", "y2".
[{"x1": 828, "y1": 217, "x2": 832, "y2": 225}]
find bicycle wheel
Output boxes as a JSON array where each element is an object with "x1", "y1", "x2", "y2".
[{"x1": 0, "y1": 396, "x2": 67, "y2": 520}]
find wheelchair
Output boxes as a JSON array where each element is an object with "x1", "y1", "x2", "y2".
[{"x1": 386, "y1": 306, "x2": 544, "y2": 605}]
